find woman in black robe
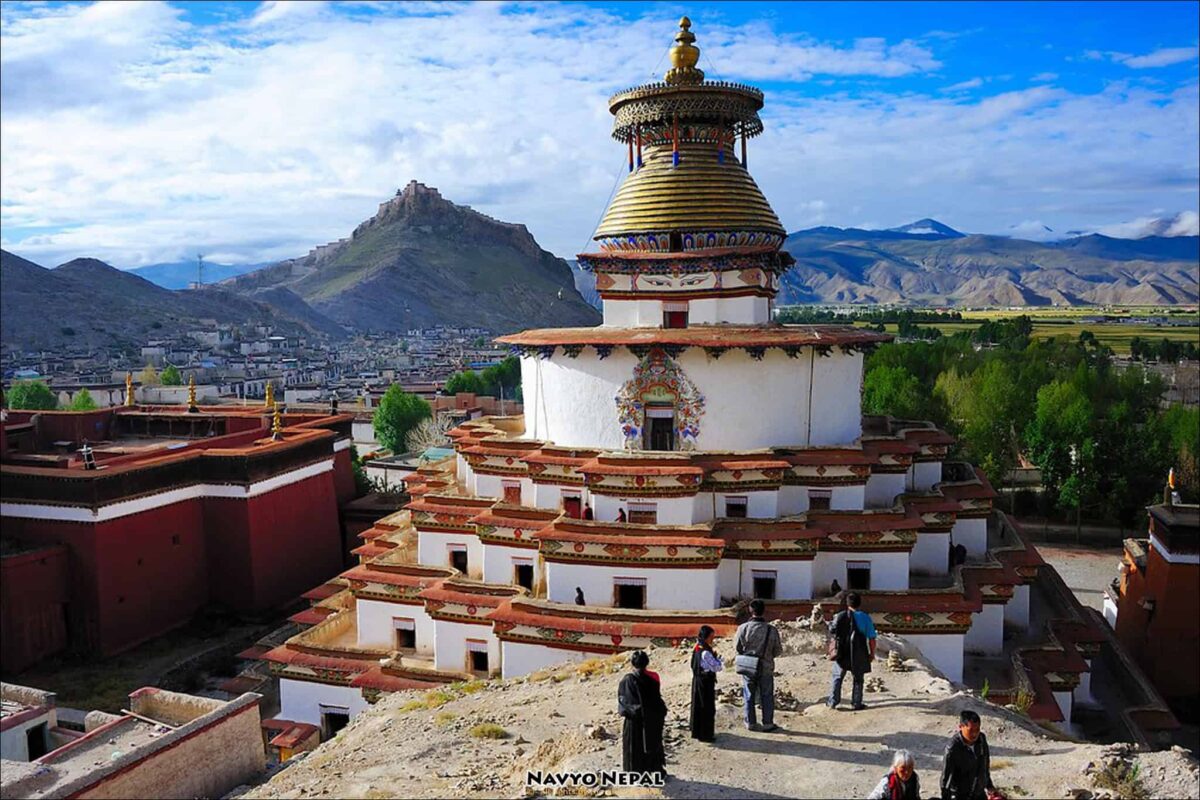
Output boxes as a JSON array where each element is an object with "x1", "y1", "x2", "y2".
[
  {"x1": 617, "y1": 650, "x2": 667, "y2": 775},
  {"x1": 689, "y1": 625, "x2": 722, "y2": 742}
]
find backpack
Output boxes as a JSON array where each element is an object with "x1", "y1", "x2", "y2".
[{"x1": 827, "y1": 610, "x2": 858, "y2": 662}]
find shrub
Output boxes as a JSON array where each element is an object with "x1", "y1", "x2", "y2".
[
  {"x1": 468, "y1": 723, "x2": 507, "y2": 739},
  {"x1": 434, "y1": 711, "x2": 457, "y2": 726}
]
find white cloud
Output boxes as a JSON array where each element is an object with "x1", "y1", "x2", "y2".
[
  {"x1": 1084, "y1": 46, "x2": 1198, "y2": 69},
  {"x1": 940, "y1": 77, "x2": 983, "y2": 92},
  {"x1": 0, "y1": 2, "x2": 1197, "y2": 269},
  {"x1": 1095, "y1": 211, "x2": 1199, "y2": 238},
  {"x1": 1006, "y1": 220, "x2": 1062, "y2": 241},
  {"x1": 1031, "y1": 72, "x2": 1058, "y2": 82}
]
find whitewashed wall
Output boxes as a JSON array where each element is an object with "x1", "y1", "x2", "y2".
[
  {"x1": 418, "y1": 530, "x2": 484, "y2": 580},
  {"x1": 964, "y1": 604, "x2": 1004, "y2": 656},
  {"x1": 521, "y1": 349, "x2": 863, "y2": 451},
  {"x1": 278, "y1": 679, "x2": 369, "y2": 727},
  {"x1": 356, "y1": 599, "x2": 435, "y2": 655},
  {"x1": 533, "y1": 484, "x2": 591, "y2": 511},
  {"x1": 0, "y1": 708, "x2": 54, "y2": 761},
  {"x1": 865, "y1": 474, "x2": 906, "y2": 509},
  {"x1": 545, "y1": 562, "x2": 719, "y2": 609},
  {"x1": 482, "y1": 542, "x2": 539, "y2": 586},
  {"x1": 952, "y1": 518, "x2": 988, "y2": 558},
  {"x1": 472, "y1": 474, "x2": 532, "y2": 504},
  {"x1": 1005, "y1": 584, "x2": 1031, "y2": 631},
  {"x1": 501, "y1": 641, "x2": 588, "y2": 679},
  {"x1": 433, "y1": 619, "x2": 500, "y2": 676},
  {"x1": 911, "y1": 532, "x2": 951, "y2": 575},
  {"x1": 718, "y1": 557, "x2": 813, "y2": 600},
  {"x1": 600, "y1": 296, "x2": 769, "y2": 327},
  {"x1": 813, "y1": 552, "x2": 910, "y2": 593},
  {"x1": 590, "y1": 494, "x2": 703, "y2": 526},
  {"x1": 912, "y1": 462, "x2": 943, "y2": 492},
  {"x1": 902, "y1": 633, "x2": 964, "y2": 683}
]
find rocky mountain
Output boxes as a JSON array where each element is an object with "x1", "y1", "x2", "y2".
[
  {"x1": 0, "y1": 250, "x2": 344, "y2": 352},
  {"x1": 130, "y1": 259, "x2": 268, "y2": 290},
  {"x1": 225, "y1": 181, "x2": 599, "y2": 333},
  {"x1": 781, "y1": 222, "x2": 1199, "y2": 306}
]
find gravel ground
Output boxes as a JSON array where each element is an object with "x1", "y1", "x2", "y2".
[
  {"x1": 242, "y1": 623, "x2": 1199, "y2": 800},
  {"x1": 1037, "y1": 544, "x2": 1124, "y2": 613}
]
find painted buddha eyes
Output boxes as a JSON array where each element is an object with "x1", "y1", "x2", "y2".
[{"x1": 679, "y1": 275, "x2": 707, "y2": 287}]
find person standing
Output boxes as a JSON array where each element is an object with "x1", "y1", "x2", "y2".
[
  {"x1": 574, "y1": 587, "x2": 586, "y2": 606},
  {"x1": 868, "y1": 749, "x2": 921, "y2": 800},
  {"x1": 583, "y1": 503, "x2": 594, "y2": 520},
  {"x1": 734, "y1": 598, "x2": 782, "y2": 732},
  {"x1": 618, "y1": 650, "x2": 668, "y2": 775},
  {"x1": 940, "y1": 710, "x2": 1005, "y2": 800},
  {"x1": 616, "y1": 508, "x2": 627, "y2": 523},
  {"x1": 827, "y1": 591, "x2": 876, "y2": 710},
  {"x1": 689, "y1": 624, "x2": 723, "y2": 742}
]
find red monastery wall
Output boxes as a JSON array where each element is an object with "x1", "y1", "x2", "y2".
[
  {"x1": 0, "y1": 544, "x2": 70, "y2": 672},
  {"x1": 332, "y1": 448, "x2": 355, "y2": 506}
]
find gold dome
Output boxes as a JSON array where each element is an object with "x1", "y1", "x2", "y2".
[
  {"x1": 594, "y1": 142, "x2": 785, "y2": 240},
  {"x1": 664, "y1": 16, "x2": 704, "y2": 85}
]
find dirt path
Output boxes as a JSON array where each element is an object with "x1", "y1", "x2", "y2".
[{"x1": 243, "y1": 625, "x2": 1199, "y2": 799}]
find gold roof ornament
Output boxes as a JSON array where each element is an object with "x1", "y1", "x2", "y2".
[
  {"x1": 271, "y1": 401, "x2": 283, "y2": 440},
  {"x1": 186, "y1": 374, "x2": 199, "y2": 413},
  {"x1": 264, "y1": 381, "x2": 275, "y2": 408},
  {"x1": 664, "y1": 16, "x2": 704, "y2": 86},
  {"x1": 124, "y1": 372, "x2": 134, "y2": 407}
]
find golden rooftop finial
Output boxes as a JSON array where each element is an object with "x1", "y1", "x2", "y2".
[
  {"x1": 186, "y1": 374, "x2": 199, "y2": 413},
  {"x1": 665, "y1": 15, "x2": 704, "y2": 85},
  {"x1": 264, "y1": 380, "x2": 275, "y2": 408},
  {"x1": 124, "y1": 372, "x2": 134, "y2": 407},
  {"x1": 271, "y1": 401, "x2": 283, "y2": 440}
]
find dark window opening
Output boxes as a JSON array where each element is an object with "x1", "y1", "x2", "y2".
[
  {"x1": 627, "y1": 505, "x2": 657, "y2": 525},
  {"x1": 450, "y1": 549, "x2": 469, "y2": 574},
  {"x1": 809, "y1": 491, "x2": 832, "y2": 511},
  {"x1": 515, "y1": 563, "x2": 534, "y2": 591},
  {"x1": 645, "y1": 412, "x2": 675, "y2": 451},
  {"x1": 321, "y1": 709, "x2": 350, "y2": 739},
  {"x1": 502, "y1": 483, "x2": 522, "y2": 505},
  {"x1": 663, "y1": 309, "x2": 689, "y2": 329},
  {"x1": 468, "y1": 649, "x2": 489, "y2": 674},
  {"x1": 615, "y1": 583, "x2": 647, "y2": 609},
  {"x1": 669, "y1": 230, "x2": 683, "y2": 252},
  {"x1": 26, "y1": 723, "x2": 48, "y2": 760},
  {"x1": 752, "y1": 575, "x2": 777, "y2": 600},
  {"x1": 725, "y1": 498, "x2": 748, "y2": 518},
  {"x1": 394, "y1": 627, "x2": 416, "y2": 650},
  {"x1": 846, "y1": 561, "x2": 871, "y2": 591}
]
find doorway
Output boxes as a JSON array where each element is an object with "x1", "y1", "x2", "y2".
[
  {"x1": 644, "y1": 406, "x2": 675, "y2": 451},
  {"x1": 513, "y1": 559, "x2": 534, "y2": 591},
  {"x1": 562, "y1": 494, "x2": 582, "y2": 519},
  {"x1": 25, "y1": 723, "x2": 48, "y2": 760},
  {"x1": 614, "y1": 579, "x2": 647, "y2": 609},
  {"x1": 751, "y1": 571, "x2": 777, "y2": 600},
  {"x1": 846, "y1": 560, "x2": 872, "y2": 591},
  {"x1": 392, "y1": 618, "x2": 416, "y2": 651},
  {"x1": 319, "y1": 705, "x2": 351, "y2": 740},
  {"x1": 502, "y1": 481, "x2": 522, "y2": 505},
  {"x1": 466, "y1": 641, "x2": 489, "y2": 676},
  {"x1": 449, "y1": 547, "x2": 469, "y2": 574}
]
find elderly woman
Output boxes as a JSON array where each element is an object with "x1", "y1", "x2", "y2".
[
  {"x1": 867, "y1": 749, "x2": 920, "y2": 800},
  {"x1": 617, "y1": 650, "x2": 668, "y2": 775}
]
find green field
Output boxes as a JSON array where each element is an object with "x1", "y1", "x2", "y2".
[{"x1": 855, "y1": 308, "x2": 1199, "y2": 355}]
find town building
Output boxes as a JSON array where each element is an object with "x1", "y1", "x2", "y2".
[
  {"x1": 0, "y1": 392, "x2": 356, "y2": 671},
  {"x1": 242, "y1": 18, "x2": 1177, "y2": 749},
  {"x1": 1, "y1": 683, "x2": 264, "y2": 799},
  {"x1": 1108, "y1": 488, "x2": 1199, "y2": 720}
]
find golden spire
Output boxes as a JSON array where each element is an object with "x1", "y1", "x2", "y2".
[
  {"x1": 271, "y1": 401, "x2": 283, "y2": 440},
  {"x1": 264, "y1": 380, "x2": 275, "y2": 407},
  {"x1": 186, "y1": 374, "x2": 198, "y2": 413},
  {"x1": 664, "y1": 16, "x2": 704, "y2": 85},
  {"x1": 124, "y1": 372, "x2": 135, "y2": 407}
]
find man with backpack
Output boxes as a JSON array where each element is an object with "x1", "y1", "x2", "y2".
[
  {"x1": 734, "y1": 598, "x2": 783, "y2": 731},
  {"x1": 827, "y1": 591, "x2": 876, "y2": 711}
]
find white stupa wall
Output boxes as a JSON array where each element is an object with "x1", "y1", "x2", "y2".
[
  {"x1": 601, "y1": 296, "x2": 769, "y2": 327},
  {"x1": 865, "y1": 473, "x2": 906, "y2": 509},
  {"x1": 520, "y1": 349, "x2": 862, "y2": 452},
  {"x1": 501, "y1": 641, "x2": 589, "y2": 679},
  {"x1": 356, "y1": 599, "x2": 436, "y2": 655},
  {"x1": 590, "y1": 493, "x2": 704, "y2": 526},
  {"x1": 472, "y1": 473, "x2": 535, "y2": 505},
  {"x1": 481, "y1": 542, "x2": 539, "y2": 586},
  {"x1": 418, "y1": 530, "x2": 484, "y2": 579},
  {"x1": 902, "y1": 633, "x2": 964, "y2": 683},
  {"x1": 279, "y1": 679, "x2": 370, "y2": 727},
  {"x1": 433, "y1": 619, "x2": 500, "y2": 675},
  {"x1": 1005, "y1": 584, "x2": 1031, "y2": 631},
  {"x1": 964, "y1": 604, "x2": 1004, "y2": 656},
  {"x1": 952, "y1": 517, "x2": 988, "y2": 558},
  {"x1": 911, "y1": 461, "x2": 943, "y2": 492},
  {"x1": 911, "y1": 532, "x2": 951, "y2": 576},
  {"x1": 717, "y1": 557, "x2": 813, "y2": 600},
  {"x1": 813, "y1": 552, "x2": 909, "y2": 592},
  {"x1": 545, "y1": 562, "x2": 720, "y2": 609}
]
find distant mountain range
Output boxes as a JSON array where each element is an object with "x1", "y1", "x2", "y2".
[
  {"x1": 0, "y1": 250, "x2": 343, "y2": 353},
  {"x1": 778, "y1": 219, "x2": 1199, "y2": 306},
  {"x1": 129, "y1": 260, "x2": 268, "y2": 290}
]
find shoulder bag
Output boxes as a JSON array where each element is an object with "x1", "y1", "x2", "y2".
[{"x1": 734, "y1": 622, "x2": 772, "y2": 677}]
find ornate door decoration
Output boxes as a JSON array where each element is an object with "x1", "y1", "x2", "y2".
[{"x1": 615, "y1": 348, "x2": 705, "y2": 450}]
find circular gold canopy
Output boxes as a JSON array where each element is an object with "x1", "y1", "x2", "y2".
[{"x1": 594, "y1": 143, "x2": 785, "y2": 240}]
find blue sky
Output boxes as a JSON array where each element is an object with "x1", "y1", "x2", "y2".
[{"x1": 1, "y1": 1, "x2": 1197, "y2": 267}]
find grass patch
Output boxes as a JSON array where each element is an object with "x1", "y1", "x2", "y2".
[
  {"x1": 550, "y1": 672, "x2": 571, "y2": 683},
  {"x1": 452, "y1": 680, "x2": 487, "y2": 695},
  {"x1": 434, "y1": 711, "x2": 457, "y2": 726},
  {"x1": 528, "y1": 669, "x2": 554, "y2": 683},
  {"x1": 575, "y1": 659, "x2": 607, "y2": 677},
  {"x1": 423, "y1": 689, "x2": 458, "y2": 708},
  {"x1": 1093, "y1": 760, "x2": 1147, "y2": 800},
  {"x1": 468, "y1": 723, "x2": 508, "y2": 739},
  {"x1": 399, "y1": 700, "x2": 426, "y2": 713},
  {"x1": 991, "y1": 758, "x2": 1014, "y2": 770}
]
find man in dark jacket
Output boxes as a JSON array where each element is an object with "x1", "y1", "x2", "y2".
[
  {"x1": 941, "y1": 710, "x2": 1004, "y2": 800},
  {"x1": 827, "y1": 592, "x2": 876, "y2": 710}
]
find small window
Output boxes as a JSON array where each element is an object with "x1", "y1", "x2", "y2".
[
  {"x1": 644, "y1": 406, "x2": 676, "y2": 451},
  {"x1": 614, "y1": 577, "x2": 647, "y2": 609},
  {"x1": 725, "y1": 496, "x2": 748, "y2": 518},
  {"x1": 846, "y1": 560, "x2": 871, "y2": 591},
  {"x1": 513, "y1": 558, "x2": 534, "y2": 591},
  {"x1": 663, "y1": 302, "x2": 689, "y2": 329},
  {"x1": 809, "y1": 489, "x2": 832, "y2": 511},
  {"x1": 751, "y1": 570, "x2": 777, "y2": 600},
  {"x1": 502, "y1": 480, "x2": 522, "y2": 505},
  {"x1": 465, "y1": 640, "x2": 489, "y2": 675},
  {"x1": 627, "y1": 502, "x2": 657, "y2": 525},
  {"x1": 448, "y1": 546, "x2": 469, "y2": 574},
  {"x1": 392, "y1": 618, "x2": 416, "y2": 651}
]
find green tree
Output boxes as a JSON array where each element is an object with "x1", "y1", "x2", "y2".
[
  {"x1": 863, "y1": 365, "x2": 925, "y2": 419},
  {"x1": 67, "y1": 388, "x2": 98, "y2": 411},
  {"x1": 480, "y1": 356, "x2": 522, "y2": 398},
  {"x1": 936, "y1": 360, "x2": 1024, "y2": 486},
  {"x1": 373, "y1": 384, "x2": 432, "y2": 453},
  {"x1": 5, "y1": 380, "x2": 58, "y2": 410},
  {"x1": 443, "y1": 370, "x2": 486, "y2": 396},
  {"x1": 160, "y1": 364, "x2": 182, "y2": 385}
]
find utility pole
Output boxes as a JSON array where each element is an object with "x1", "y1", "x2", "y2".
[{"x1": 196, "y1": 253, "x2": 205, "y2": 288}]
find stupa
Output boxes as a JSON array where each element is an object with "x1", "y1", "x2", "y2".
[{"x1": 256, "y1": 18, "x2": 1123, "y2": 744}]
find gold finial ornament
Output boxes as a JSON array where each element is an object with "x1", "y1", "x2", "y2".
[
  {"x1": 664, "y1": 16, "x2": 704, "y2": 85},
  {"x1": 124, "y1": 372, "x2": 134, "y2": 407},
  {"x1": 264, "y1": 381, "x2": 275, "y2": 407},
  {"x1": 271, "y1": 401, "x2": 283, "y2": 440},
  {"x1": 186, "y1": 374, "x2": 199, "y2": 412}
]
